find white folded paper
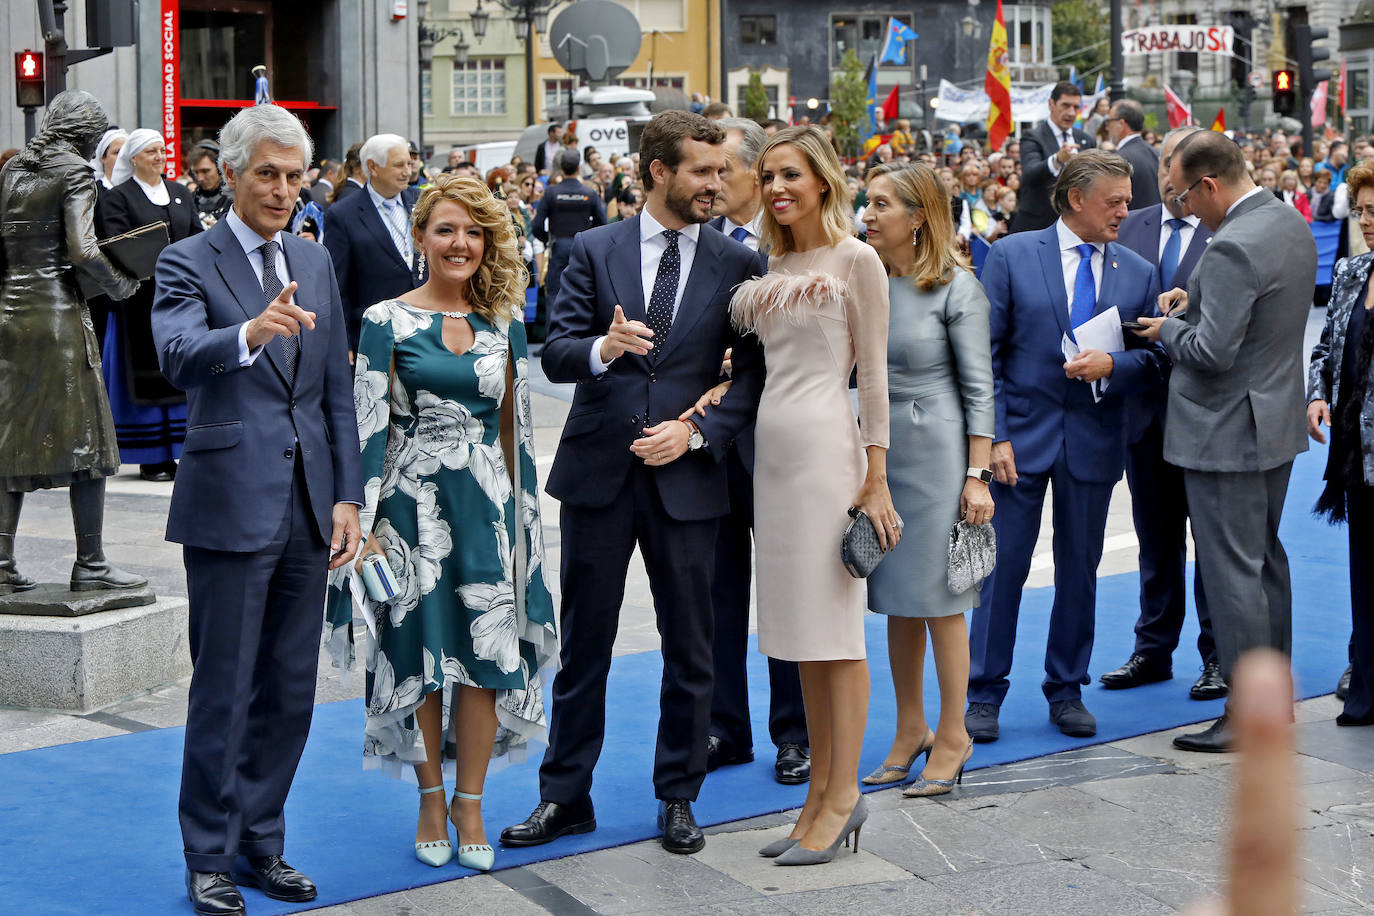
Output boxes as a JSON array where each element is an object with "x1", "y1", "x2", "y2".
[{"x1": 1061, "y1": 306, "x2": 1124, "y2": 403}]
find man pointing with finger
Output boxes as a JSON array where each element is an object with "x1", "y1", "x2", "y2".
[
  {"x1": 152, "y1": 104, "x2": 362, "y2": 916},
  {"x1": 502, "y1": 111, "x2": 765, "y2": 856}
]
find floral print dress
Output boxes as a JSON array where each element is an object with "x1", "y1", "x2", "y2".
[{"x1": 325, "y1": 299, "x2": 558, "y2": 777}]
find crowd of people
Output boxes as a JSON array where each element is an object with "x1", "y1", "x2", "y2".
[{"x1": 0, "y1": 80, "x2": 1368, "y2": 916}]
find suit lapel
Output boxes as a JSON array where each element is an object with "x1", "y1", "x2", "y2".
[
  {"x1": 280, "y1": 235, "x2": 320, "y2": 388},
  {"x1": 1176, "y1": 223, "x2": 1210, "y2": 287},
  {"x1": 358, "y1": 192, "x2": 411, "y2": 273},
  {"x1": 1096, "y1": 241, "x2": 1123, "y2": 317},
  {"x1": 1036, "y1": 229, "x2": 1071, "y2": 337},
  {"x1": 210, "y1": 221, "x2": 290, "y2": 386},
  {"x1": 656, "y1": 227, "x2": 727, "y2": 365},
  {"x1": 606, "y1": 218, "x2": 646, "y2": 322}
]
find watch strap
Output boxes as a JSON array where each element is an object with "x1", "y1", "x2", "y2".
[{"x1": 967, "y1": 466, "x2": 992, "y2": 482}]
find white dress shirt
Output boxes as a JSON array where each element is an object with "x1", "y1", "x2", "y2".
[
  {"x1": 1055, "y1": 218, "x2": 1104, "y2": 318},
  {"x1": 1046, "y1": 124, "x2": 1078, "y2": 177},
  {"x1": 228, "y1": 208, "x2": 294, "y2": 366},
  {"x1": 589, "y1": 209, "x2": 701, "y2": 374},
  {"x1": 366, "y1": 182, "x2": 413, "y2": 263},
  {"x1": 1155, "y1": 204, "x2": 1201, "y2": 266},
  {"x1": 721, "y1": 213, "x2": 763, "y2": 251}
]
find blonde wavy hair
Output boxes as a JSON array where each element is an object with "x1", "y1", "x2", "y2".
[
  {"x1": 866, "y1": 162, "x2": 970, "y2": 292},
  {"x1": 756, "y1": 125, "x2": 854, "y2": 255},
  {"x1": 411, "y1": 173, "x2": 527, "y2": 324}
]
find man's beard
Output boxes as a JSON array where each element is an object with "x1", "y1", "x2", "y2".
[{"x1": 664, "y1": 175, "x2": 709, "y2": 225}]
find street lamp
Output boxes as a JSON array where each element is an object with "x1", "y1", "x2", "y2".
[
  {"x1": 417, "y1": 0, "x2": 484, "y2": 155},
  {"x1": 491, "y1": 0, "x2": 555, "y2": 124}
]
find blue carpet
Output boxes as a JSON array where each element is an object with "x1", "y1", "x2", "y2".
[{"x1": 0, "y1": 445, "x2": 1351, "y2": 915}]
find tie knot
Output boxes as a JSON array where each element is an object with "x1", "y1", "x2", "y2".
[
  {"x1": 1167, "y1": 218, "x2": 1186, "y2": 231},
  {"x1": 259, "y1": 240, "x2": 279, "y2": 258},
  {"x1": 1076, "y1": 243, "x2": 1094, "y2": 260},
  {"x1": 662, "y1": 229, "x2": 679, "y2": 245},
  {"x1": 731, "y1": 225, "x2": 750, "y2": 242}
]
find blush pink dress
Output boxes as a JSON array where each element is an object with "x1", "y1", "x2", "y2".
[{"x1": 730, "y1": 237, "x2": 890, "y2": 661}]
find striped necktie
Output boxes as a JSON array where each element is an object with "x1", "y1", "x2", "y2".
[
  {"x1": 258, "y1": 240, "x2": 297, "y2": 383},
  {"x1": 380, "y1": 198, "x2": 413, "y2": 265}
]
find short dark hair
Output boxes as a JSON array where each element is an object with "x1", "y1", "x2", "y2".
[
  {"x1": 637, "y1": 110, "x2": 725, "y2": 191},
  {"x1": 558, "y1": 148, "x2": 581, "y2": 175},
  {"x1": 1172, "y1": 129, "x2": 1248, "y2": 186},
  {"x1": 547, "y1": 123, "x2": 560, "y2": 135},
  {"x1": 1112, "y1": 99, "x2": 1146, "y2": 133},
  {"x1": 190, "y1": 143, "x2": 219, "y2": 165},
  {"x1": 1331, "y1": 140, "x2": 1348, "y2": 153},
  {"x1": 1050, "y1": 81, "x2": 1082, "y2": 103}
]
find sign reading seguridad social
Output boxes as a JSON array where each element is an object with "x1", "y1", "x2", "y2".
[{"x1": 1121, "y1": 25, "x2": 1234, "y2": 57}]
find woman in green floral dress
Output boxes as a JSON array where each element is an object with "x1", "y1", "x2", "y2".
[{"x1": 325, "y1": 174, "x2": 557, "y2": 872}]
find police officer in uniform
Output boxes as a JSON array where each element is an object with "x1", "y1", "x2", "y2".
[{"x1": 533, "y1": 148, "x2": 606, "y2": 313}]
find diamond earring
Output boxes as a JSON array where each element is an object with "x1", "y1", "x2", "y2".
[{"x1": 415, "y1": 249, "x2": 426, "y2": 276}]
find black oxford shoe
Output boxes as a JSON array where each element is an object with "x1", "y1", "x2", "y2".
[
  {"x1": 706, "y1": 735, "x2": 754, "y2": 772},
  {"x1": 774, "y1": 743, "x2": 810, "y2": 785},
  {"x1": 186, "y1": 871, "x2": 244, "y2": 916},
  {"x1": 499, "y1": 798, "x2": 596, "y2": 847},
  {"x1": 1172, "y1": 715, "x2": 1233, "y2": 753},
  {"x1": 1049, "y1": 699, "x2": 1097, "y2": 737},
  {"x1": 1099, "y1": 653, "x2": 1172, "y2": 690},
  {"x1": 234, "y1": 856, "x2": 316, "y2": 902},
  {"x1": 1189, "y1": 661, "x2": 1228, "y2": 700},
  {"x1": 1337, "y1": 664, "x2": 1353, "y2": 701},
  {"x1": 658, "y1": 799, "x2": 705, "y2": 854}
]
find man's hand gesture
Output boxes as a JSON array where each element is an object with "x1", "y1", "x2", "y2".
[
  {"x1": 245, "y1": 281, "x2": 316, "y2": 351},
  {"x1": 599, "y1": 304, "x2": 653, "y2": 363}
]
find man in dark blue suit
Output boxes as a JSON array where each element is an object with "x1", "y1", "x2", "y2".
[
  {"x1": 967, "y1": 151, "x2": 1167, "y2": 743},
  {"x1": 322, "y1": 133, "x2": 422, "y2": 353},
  {"x1": 500, "y1": 111, "x2": 764, "y2": 856},
  {"x1": 152, "y1": 105, "x2": 363, "y2": 916},
  {"x1": 1100, "y1": 125, "x2": 1224, "y2": 701}
]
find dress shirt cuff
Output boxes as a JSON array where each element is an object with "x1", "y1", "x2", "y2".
[
  {"x1": 589, "y1": 336, "x2": 614, "y2": 374},
  {"x1": 1047, "y1": 154, "x2": 1063, "y2": 177},
  {"x1": 238, "y1": 322, "x2": 265, "y2": 367}
]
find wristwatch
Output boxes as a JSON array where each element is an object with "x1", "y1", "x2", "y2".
[
  {"x1": 967, "y1": 466, "x2": 993, "y2": 483},
  {"x1": 683, "y1": 420, "x2": 705, "y2": 451}
]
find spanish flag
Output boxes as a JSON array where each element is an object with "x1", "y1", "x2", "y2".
[
  {"x1": 1210, "y1": 109, "x2": 1225, "y2": 132},
  {"x1": 985, "y1": 0, "x2": 1012, "y2": 151}
]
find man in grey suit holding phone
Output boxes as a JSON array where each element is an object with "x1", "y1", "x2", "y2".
[{"x1": 1135, "y1": 130, "x2": 1316, "y2": 753}]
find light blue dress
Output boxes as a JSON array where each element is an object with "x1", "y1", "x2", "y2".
[{"x1": 868, "y1": 269, "x2": 994, "y2": 618}]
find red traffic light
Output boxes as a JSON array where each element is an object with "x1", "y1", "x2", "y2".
[
  {"x1": 14, "y1": 50, "x2": 45, "y2": 108},
  {"x1": 1275, "y1": 70, "x2": 1292, "y2": 92}
]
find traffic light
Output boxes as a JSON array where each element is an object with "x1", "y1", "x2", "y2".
[
  {"x1": 14, "y1": 51, "x2": 44, "y2": 108},
  {"x1": 1273, "y1": 69, "x2": 1296, "y2": 115},
  {"x1": 1295, "y1": 24, "x2": 1333, "y2": 94}
]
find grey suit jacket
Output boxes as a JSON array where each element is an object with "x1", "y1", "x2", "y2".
[{"x1": 1159, "y1": 191, "x2": 1316, "y2": 472}]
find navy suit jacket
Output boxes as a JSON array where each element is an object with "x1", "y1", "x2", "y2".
[
  {"x1": 982, "y1": 224, "x2": 1166, "y2": 483},
  {"x1": 1011, "y1": 122, "x2": 1096, "y2": 233},
  {"x1": 322, "y1": 184, "x2": 421, "y2": 351},
  {"x1": 151, "y1": 219, "x2": 364, "y2": 551},
  {"x1": 1117, "y1": 205, "x2": 1210, "y2": 441},
  {"x1": 542, "y1": 216, "x2": 766, "y2": 520}
]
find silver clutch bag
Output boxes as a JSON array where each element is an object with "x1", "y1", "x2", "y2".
[
  {"x1": 947, "y1": 520, "x2": 996, "y2": 594},
  {"x1": 841, "y1": 507, "x2": 887, "y2": 578}
]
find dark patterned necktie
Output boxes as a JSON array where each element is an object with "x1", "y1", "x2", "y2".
[
  {"x1": 646, "y1": 229, "x2": 679, "y2": 359},
  {"x1": 259, "y1": 240, "x2": 297, "y2": 383}
]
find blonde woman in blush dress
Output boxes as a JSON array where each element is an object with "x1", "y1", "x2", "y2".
[
  {"x1": 726, "y1": 126, "x2": 898, "y2": 866},
  {"x1": 860, "y1": 162, "x2": 994, "y2": 797}
]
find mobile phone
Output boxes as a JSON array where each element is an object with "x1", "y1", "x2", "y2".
[{"x1": 1121, "y1": 320, "x2": 1148, "y2": 331}]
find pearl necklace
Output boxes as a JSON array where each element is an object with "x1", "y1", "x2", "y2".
[{"x1": 441, "y1": 311, "x2": 470, "y2": 320}]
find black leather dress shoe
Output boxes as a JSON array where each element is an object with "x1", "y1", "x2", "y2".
[
  {"x1": 499, "y1": 798, "x2": 596, "y2": 847},
  {"x1": 1337, "y1": 709, "x2": 1374, "y2": 726},
  {"x1": 186, "y1": 871, "x2": 244, "y2": 916},
  {"x1": 774, "y1": 743, "x2": 810, "y2": 785},
  {"x1": 234, "y1": 856, "x2": 316, "y2": 902},
  {"x1": 965, "y1": 702, "x2": 1000, "y2": 743},
  {"x1": 1189, "y1": 661, "x2": 1228, "y2": 700},
  {"x1": 706, "y1": 735, "x2": 754, "y2": 772},
  {"x1": 1049, "y1": 699, "x2": 1097, "y2": 737},
  {"x1": 1337, "y1": 664, "x2": 1353, "y2": 701},
  {"x1": 1099, "y1": 653, "x2": 1172, "y2": 690},
  {"x1": 1172, "y1": 715, "x2": 1233, "y2": 753},
  {"x1": 658, "y1": 799, "x2": 705, "y2": 854}
]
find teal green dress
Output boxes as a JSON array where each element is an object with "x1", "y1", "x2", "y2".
[{"x1": 325, "y1": 299, "x2": 558, "y2": 777}]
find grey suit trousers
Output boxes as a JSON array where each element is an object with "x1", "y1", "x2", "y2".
[{"x1": 1182, "y1": 462, "x2": 1294, "y2": 683}]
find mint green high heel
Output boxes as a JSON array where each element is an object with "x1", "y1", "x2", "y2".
[
  {"x1": 451, "y1": 790, "x2": 495, "y2": 871},
  {"x1": 415, "y1": 785, "x2": 454, "y2": 867}
]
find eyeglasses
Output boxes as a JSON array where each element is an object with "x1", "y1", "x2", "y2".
[
  {"x1": 1352, "y1": 207, "x2": 1374, "y2": 222},
  {"x1": 1171, "y1": 174, "x2": 1216, "y2": 208}
]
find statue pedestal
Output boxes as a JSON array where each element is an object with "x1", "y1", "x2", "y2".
[{"x1": 0, "y1": 587, "x2": 190, "y2": 712}]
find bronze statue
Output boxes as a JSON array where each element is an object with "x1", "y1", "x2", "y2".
[{"x1": 0, "y1": 90, "x2": 146, "y2": 593}]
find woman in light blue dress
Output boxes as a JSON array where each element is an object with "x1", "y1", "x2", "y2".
[
  {"x1": 861, "y1": 162, "x2": 994, "y2": 797},
  {"x1": 325, "y1": 175, "x2": 557, "y2": 871}
]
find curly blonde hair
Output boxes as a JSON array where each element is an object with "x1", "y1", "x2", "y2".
[{"x1": 411, "y1": 173, "x2": 527, "y2": 324}]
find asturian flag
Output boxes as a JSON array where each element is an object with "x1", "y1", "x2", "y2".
[
  {"x1": 1163, "y1": 84, "x2": 1192, "y2": 128},
  {"x1": 880, "y1": 17, "x2": 920, "y2": 66},
  {"x1": 984, "y1": 0, "x2": 1012, "y2": 151}
]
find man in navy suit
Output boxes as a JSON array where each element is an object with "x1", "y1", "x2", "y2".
[
  {"x1": 1010, "y1": 82, "x2": 1097, "y2": 233},
  {"x1": 1100, "y1": 125, "x2": 1224, "y2": 701},
  {"x1": 500, "y1": 111, "x2": 764, "y2": 856},
  {"x1": 152, "y1": 105, "x2": 363, "y2": 916},
  {"x1": 322, "y1": 133, "x2": 422, "y2": 353},
  {"x1": 967, "y1": 151, "x2": 1166, "y2": 742}
]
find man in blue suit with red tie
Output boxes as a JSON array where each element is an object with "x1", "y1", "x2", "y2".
[
  {"x1": 967, "y1": 151, "x2": 1166, "y2": 742},
  {"x1": 1100, "y1": 125, "x2": 1225, "y2": 701}
]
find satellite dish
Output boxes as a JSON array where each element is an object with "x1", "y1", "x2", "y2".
[{"x1": 549, "y1": 0, "x2": 642, "y2": 85}]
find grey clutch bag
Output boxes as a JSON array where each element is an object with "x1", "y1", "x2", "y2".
[
  {"x1": 948, "y1": 520, "x2": 996, "y2": 593},
  {"x1": 841, "y1": 507, "x2": 886, "y2": 578}
]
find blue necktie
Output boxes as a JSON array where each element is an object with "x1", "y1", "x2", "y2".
[
  {"x1": 730, "y1": 225, "x2": 750, "y2": 243},
  {"x1": 1069, "y1": 243, "x2": 1096, "y2": 339},
  {"x1": 1159, "y1": 218, "x2": 1185, "y2": 290}
]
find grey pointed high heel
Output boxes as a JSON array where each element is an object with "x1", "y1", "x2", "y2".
[
  {"x1": 861, "y1": 730, "x2": 935, "y2": 785},
  {"x1": 774, "y1": 796, "x2": 868, "y2": 866},
  {"x1": 903, "y1": 739, "x2": 974, "y2": 798},
  {"x1": 758, "y1": 836, "x2": 801, "y2": 858}
]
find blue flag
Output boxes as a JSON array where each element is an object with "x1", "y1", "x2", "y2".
[
  {"x1": 1068, "y1": 65, "x2": 1081, "y2": 89},
  {"x1": 863, "y1": 56, "x2": 879, "y2": 140},
  {"x1": 879, "y1": 18, "x2": 919, "y2": 66}
]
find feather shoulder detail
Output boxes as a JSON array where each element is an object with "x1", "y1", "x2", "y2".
[{"x1": 729, "y1": 271, "x2": 849, "y2": 333}]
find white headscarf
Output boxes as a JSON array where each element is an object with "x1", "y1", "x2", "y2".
[
  {"x1": 110, "y1": 129, "x2": 168, "y2": 204},
  {"x1": 89, "y1": 128, "x2": 127, "y2": 189}
]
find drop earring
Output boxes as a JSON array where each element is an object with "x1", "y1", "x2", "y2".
[{"x1": 415, "y1": 248, "x2": 426, "y2": 277}]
